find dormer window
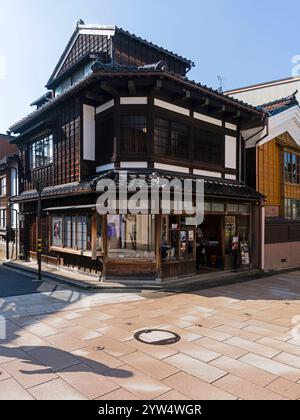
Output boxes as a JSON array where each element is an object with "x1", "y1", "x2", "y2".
[{"x1": 29, "y1": 134, "x2": 53, "y2": 169}]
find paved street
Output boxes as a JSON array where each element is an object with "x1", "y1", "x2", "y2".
[
  {"x1": 0, "y1": 270, "x2": 300, "y2": 400},
  {"x1": 0, "y1": 265, "x2": 50, "y2": 298}
]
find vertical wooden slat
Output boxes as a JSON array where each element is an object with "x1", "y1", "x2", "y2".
[{"x1": 155, "y1": 214, "x2": 162, "y2": 281}]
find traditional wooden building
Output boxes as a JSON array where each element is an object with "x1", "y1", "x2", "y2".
[
  {"x1": 0, "y1": 133, "x2": 18, "y2": 258},
  {"x1": 8, "y1": 22, "x2": 265, "y2": 283},
  {"x1": 243, "y1": 93, "x2": 300, "y2": 270}
]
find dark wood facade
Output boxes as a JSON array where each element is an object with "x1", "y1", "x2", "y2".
[
  {"x1": 9, "y1": 23, "x2": 265, "y2": 282},
  {"x1": 0, "y1": 134, "x2": 17, "y2": 241}
]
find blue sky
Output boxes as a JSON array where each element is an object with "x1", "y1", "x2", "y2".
[{"x1": 0, "y1": 0, "x2": 299, "y2": 132}]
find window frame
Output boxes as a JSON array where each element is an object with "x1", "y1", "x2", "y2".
[
  {"x1": 0, "y1": 209, "x2": 6, "y2": 229},
  {"x1": 29, "y1": 134, "x2": 54, "y2": 170},
  {"x1": 120, "y1": 114, "x2": 148, "y2": 155},
  {"x1": 285, "y1": 198, "x2": 300, "y2": 221},
  {"x1": 154, "y1": 116, "x2": 189, "y2": 159},
  {"x1": 284, "y1": 150, "x2": 300, "y2": 185},
  {"x1": 0, "y1": 176, "x2": 6, "y2": 197},
  {"x1": 51, "y1": 214, "x2": 91, "y2": 252},
  {"x1": 107, "y1": 214, "x2": 155, "y2": 260}
]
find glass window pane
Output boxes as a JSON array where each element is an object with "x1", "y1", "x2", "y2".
[
  {"x1": 227, "y1": 204, "x2": 239, "y2": 213},
  {"x1": 64, "y1": 217, "x2": 72, "y2": 248},
  {"x1": 30, "y1": 134, "x2": 54, "y2": 169},
  {"x1": 0, "y1": 209, "x2": 6, "y2": 228},
  {"x1": 120, "y1": 115, "x2": 147, "y2": 154},
  {"x1": 97, "y1": 215, "x2": 103, "y2": 252},
  {"x1": 0, "y1": 177, "x2": 6, "y2": 196},
  {"x1": 239, "y1": 204, "x2": 250, "y2": 214},
  {"x1": 212, "y1": 203, "x2": 225, "y2": 212},
  {"x1": 107, "y1": 215, "x2": 155, "y2": 259},
  {"x1": 72, "y1": 217, "x2": 77, "y2": 249},
  {"x1": 194, "y1": 127, "x2": 225, "y2": 165},
  {"x1": 204, "y1": 202, "x2": 212, "y2": 212},
  {"x1": 52, "y1": 217, "x2": 63, "y2": 247}
]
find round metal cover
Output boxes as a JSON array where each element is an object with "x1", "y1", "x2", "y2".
[{"x1": 134, "y1": 329, "x2": 181, "y2": 346}]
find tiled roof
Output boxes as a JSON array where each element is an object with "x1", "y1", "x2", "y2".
[
  {"x1": 11, "y1": 170, "x2": 263, "y2": 203},
  {"x1": 0, "y1": 153, "x2": 18, "y2": 170},
  {"x1": 259, "y1": 91, "x2": 299, "y2": 116},
  {"x1": 9, "y1": 64, "x2": 263, "y2": 134},
  {"x1": 116, "y1": 27, "x2": 194, "y2": 67},
  {"x1": 10, "y1": 181, "x2": 92, "y2": 203}
]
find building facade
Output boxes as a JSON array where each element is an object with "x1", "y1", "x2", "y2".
[
  {"x1": 242, "y1": 93, "x2": 300, "y2": 270},
  {"x1": 226, "y1": 76, "x2": 300, "y2": 107},
  {"x1": 9, "y1": 22, "x2": 264, "y2": 283},
  {"x1": 0, "y1": 133, "x2": 19, "y2": 259}
]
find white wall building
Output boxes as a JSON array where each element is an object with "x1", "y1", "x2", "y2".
[{"x1": 226, "y1": 76, "x2": 300, "y2": 107}]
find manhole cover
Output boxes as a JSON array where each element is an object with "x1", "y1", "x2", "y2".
[{"x1": 134, "y1": 329, "x2": 181, "y2": 346}]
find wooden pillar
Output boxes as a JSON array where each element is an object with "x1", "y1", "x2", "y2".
[
  {"x1": 155, "y1": 214, "x2": 162, "y2": 282},
  {"x1": 101, "y1": 215, "x2": 108, "y2": 282},
  {"x1": 220, "y1": 215, "x2": 225, "y2": 269},
  {"x1": 113, "y1": 96, "x2": 121, "y2": 162},
  {"x1": 91, "y1": 212, "x2": 97, "y2": 261},
  {"x1": 147, "y1": 96, "x2": 155, "y2": 163}
]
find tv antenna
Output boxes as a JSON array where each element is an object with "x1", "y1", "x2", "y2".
[{"x1": 217, "y1": 74, "x2": 226, "y2": 93}]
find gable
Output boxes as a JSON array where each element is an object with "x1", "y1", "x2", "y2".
[
  {"x1": 47, "y1": 23, "x2": 194, "y2": 88},
  {"x1": 277, "y1": 132, "x2": 300, "y2": 151},
  {"x1": 57, "y1": 33, "x2": 112, "y2": 78},
  {"x1": 47, "y1": 25, "x2": 116, "y2": 88},
  {"x1": 244, "y1": 105, "x2": 300, "y2": 149}
]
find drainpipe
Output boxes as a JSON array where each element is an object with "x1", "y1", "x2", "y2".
[{"x1": 243, "y1": 113, "x2": 269, "y2": 183}]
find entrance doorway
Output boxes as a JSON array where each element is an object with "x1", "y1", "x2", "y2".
[{"x1": 196, "y1": 215, "x2": 223, "y2": 272}]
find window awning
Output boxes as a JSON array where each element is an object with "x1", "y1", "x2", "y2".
[{"x1": 43, "y1": 204, "x2": 96, "y2": 212}]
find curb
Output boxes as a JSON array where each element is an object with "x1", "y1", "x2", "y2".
[{"x1": 3, "y1": 261, "x2": 163, "y2": 294}]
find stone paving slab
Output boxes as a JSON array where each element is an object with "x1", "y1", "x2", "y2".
[{"x1": 1, "y1": 271, "x2": 300, "y2": 399}]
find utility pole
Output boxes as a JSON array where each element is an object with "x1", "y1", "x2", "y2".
[{"x1": 34, "y1": 180, "x2": 45, "y2": 281}]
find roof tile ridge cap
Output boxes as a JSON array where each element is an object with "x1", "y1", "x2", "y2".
[{"x1": 260, "y1": 90, "x2": 299, "y2": 109}]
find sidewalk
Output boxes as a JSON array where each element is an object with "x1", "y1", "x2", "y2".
[
  {"x1": 3, "y1": 260, "x2": 162, "y2": 292},
  {"x1": 1, "y1": 270, "x2": 300, "y2": 400}
]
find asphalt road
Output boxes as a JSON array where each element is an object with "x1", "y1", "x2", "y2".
[{"x1": 0, "y1": 264, "x2": 44, "y2": 297}]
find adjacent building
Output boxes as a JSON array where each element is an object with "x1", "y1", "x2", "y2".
[
  {"x1": 8, "y1": 22, "x2": 265, "y2": 283},
  {"x1": 0, "y1": 133, "x2": 18, "y2": 259},
  {"x1": 226, "y1": 76, "x2": 300, "y2": 107},
  {"x1": 239, "y1": 91, "x2": 300, "y2": 270}
]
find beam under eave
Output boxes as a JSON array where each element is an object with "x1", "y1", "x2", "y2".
[
  {"x1": 201, "y1": 98, "x2": 210, "y2": 108},
  {"x1": 217, "y1": 105, "x2": 226, "y2": 114},
  {"x1": 173, "y1": 90, "x2": 191, "y2": 104},
  {"x1": 153, "y1": 79, "x2": 163, "y2": 92},
  {"x1": 85, "y1": 91, "x2": 105, "y2": 103},
  {"x1": 233, "y1": 110, "x2": 241, "y2": 120},
  {"x1": 128, "y1": 80, "x2": 137, "y2": 96},
  {"x1": 100, "y1": 81, "x2": 119, "y2": 97}
]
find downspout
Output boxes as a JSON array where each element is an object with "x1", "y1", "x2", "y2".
[{"x1": 243, "y1": 113, "x2": 269, "y2": 183}]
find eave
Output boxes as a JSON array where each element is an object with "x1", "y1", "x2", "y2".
[
  {"x1": 10, "y1": 67, "x2": 264, "y2": 135},
  {"x1": 244, "y1": 105, "x2": 300, "y2": 149}
]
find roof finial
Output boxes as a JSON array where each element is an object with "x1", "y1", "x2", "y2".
[{"x1": 77, "y1": 19, "x2": 85, "y2": 27}]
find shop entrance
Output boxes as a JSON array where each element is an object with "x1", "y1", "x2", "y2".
[
  {"x1": 196, "y1": 215, "x2": 224, "y2": 272},
  {"x1": 196, "y1": 212, "x2": 251, "y2": 273}
]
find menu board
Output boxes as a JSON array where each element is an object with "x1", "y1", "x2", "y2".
[{"x1": 240, "y1": 241, "x2": 250, "y2": 266}]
